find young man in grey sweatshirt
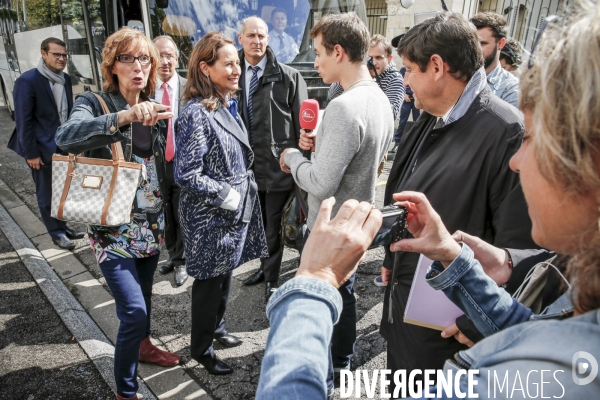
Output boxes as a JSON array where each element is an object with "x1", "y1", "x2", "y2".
[{"x1": 279, "y1": 13, "x2": 394, "y2": 393}]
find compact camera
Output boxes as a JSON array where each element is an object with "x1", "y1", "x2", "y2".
[
  {"x1": 367, "y1": 56, "x2": 376, "y2": 72},
  {"x1": 369, "y1": 205, "x2": 408, "y2": 249}
]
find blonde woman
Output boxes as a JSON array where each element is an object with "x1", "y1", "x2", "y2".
[{"x1": 56, "y1": 29, "x2": 180, "y2": 400}]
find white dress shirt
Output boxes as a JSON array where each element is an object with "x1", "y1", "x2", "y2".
[
  {"x1": 244, "y1": 56, "x2": 268, "y2": 104},
  {"x1": 155, "y1": 73, "x2": 180, "y2": 119},
  {"x1": 268, "y1": 30, "x2": 299, "y2": 63}
]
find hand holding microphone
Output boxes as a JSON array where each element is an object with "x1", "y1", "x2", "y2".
[
  {"x1": 299, "y1": 129, "x2": 316, "y2": 152},
  {"x1": 299, "y1": 99, "x2": 319, "y2": 152},
  {"x1": 280, "y1": 99, "x2": 321, "y2": 173}
]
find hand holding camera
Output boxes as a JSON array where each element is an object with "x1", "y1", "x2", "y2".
[{"x1": 389, "y1": 191, "x2": 462, "y2": 267}]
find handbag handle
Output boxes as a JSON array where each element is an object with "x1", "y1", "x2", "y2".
[
  {"x1": 91, "y1": 93, "x2": 125, "y2": 162},
  {"x1": 295, "y1": 184, "x2": 308, "y2": 219},
  {"x1": 58, "y1": 92, "x2": 136, "y2": 226}
]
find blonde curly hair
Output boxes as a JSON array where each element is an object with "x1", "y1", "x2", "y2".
[
  {"x1": 520, "y1": 1, "x2": 600, "y2": 195},
  {"x1": 520, "y1": 0, "x2": 600, "y2": 313}
]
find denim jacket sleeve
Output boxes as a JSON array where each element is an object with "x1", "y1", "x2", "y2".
[
  {"x1": 426, "y1": 244, "x2": 533, "y2": 336},
  {"x1": 55, "y1": 92, "x2": 128, "y2": 154},
  {"x1": 256, "y1": 277, "x2": 343, "y2": 400}
]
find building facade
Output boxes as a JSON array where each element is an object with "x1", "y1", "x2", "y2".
[{"x1": 366, "y1": 0, "x2": 568, "y2": 65}]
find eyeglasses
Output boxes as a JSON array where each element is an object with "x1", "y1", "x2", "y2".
[
  {"x1": 528, "y1": 15, "x2": 559, "y2": 69},
  {"x1": 48, "y1": 52, "x2": 68, "y2": 60},
  {"x1": 115, "y1": 54, "x2": 152, "y2": 65},
  {"x1": 159, "y1": 53, "x2": 176, "y2": 61}
]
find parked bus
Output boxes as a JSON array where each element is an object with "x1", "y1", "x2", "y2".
[{"x1": 0, "y1": 0, "x2": 368, "y2": 118}]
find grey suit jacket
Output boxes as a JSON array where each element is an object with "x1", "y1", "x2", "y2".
[{"x1": 177, "y1": 75, "x2": 187, "y2": 116}]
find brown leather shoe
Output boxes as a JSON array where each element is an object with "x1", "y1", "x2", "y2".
[{"x1": 138, "y1": 336, "x2": 180, "y2": 367}]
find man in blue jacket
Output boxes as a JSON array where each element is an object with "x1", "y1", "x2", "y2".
[{"x1": 7, "y1": 37, "x2": 84, "y2": 249}]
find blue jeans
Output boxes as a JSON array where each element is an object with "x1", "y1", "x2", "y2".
[
  {"x1": 394, "y1": 101, "x2": 420, "y2": 143},
  {"x1": 258, "y1": 277, "x2": 343, "y2": 400},
  {"x1": 99, "y1": 254, "x2": 159, "y2": 398}
]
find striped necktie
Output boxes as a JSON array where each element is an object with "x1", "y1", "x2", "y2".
[{"x1": 247, "y1": 65, "x2": 260, "y2": 146}]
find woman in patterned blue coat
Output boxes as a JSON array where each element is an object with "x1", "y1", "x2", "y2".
[{"x1": 174, "y1": 32, "x2": 268, "y2": 375}]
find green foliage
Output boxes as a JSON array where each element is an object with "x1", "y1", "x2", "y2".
[{"x1": 23, "y1": 0, "x2": 60, "y2": 30}]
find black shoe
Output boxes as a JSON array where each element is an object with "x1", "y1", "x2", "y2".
[
  {"x1": 243, "y1": 270, "x2": 264, "y2": 286},
  {"x1": 390, "y1": 143, "x2": 399, "y2": 153},
  {"x1": 195, "y1": 355, "x2": 233, "y2": 375},
  {"x1": 215, "y1": 334, "x2": 243, "y2": 348},
  {"x1": 65, "y1": 228, "x2": 86, "y2": 239},
  {"x1": 265, "y1": 281, "x2": 279, "y2": 302},
  {"x1": 52, "y1": 236, "x2": 75, "y2": 250},
  {"x1": 159, "y1": 260, "x2": 175, "y2": 275},
  {"x1": 327, "y1": 388, "x2": 334, "y2": 400},
  {"x1": 175, "y1": 265, "x2": 188, "y2": 286}
]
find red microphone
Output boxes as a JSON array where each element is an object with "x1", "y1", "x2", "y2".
[
  {"x1": 299, "y1": 99, "x2": 319, "y2": 152},
  {"x1": 299, "y1": 99, "x2": 319, "y2": 131}
]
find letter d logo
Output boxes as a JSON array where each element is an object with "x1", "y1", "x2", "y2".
[{"x1": 572, "y1": 351, "x2": 598, "y2": 385}]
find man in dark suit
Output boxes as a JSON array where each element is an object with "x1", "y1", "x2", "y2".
[
  {"x1": 8, "y1": 37, "x2": 84, "y2": 249},
  {"x1": 236, "y1": 16, "x2": 307, "y2": 301},
  {"x1": 152, "y1": 36, "x2": 188, "y2": 286}
]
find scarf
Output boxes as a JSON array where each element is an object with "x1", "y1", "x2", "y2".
[
  {"x1": 37, "y1": 58, "x2": 68, "y2": 124},
  {"x1": 227, "y1": 97, "x2": 238, "y2": 118}
]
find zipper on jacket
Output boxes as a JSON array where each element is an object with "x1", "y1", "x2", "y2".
[{"x1": 453, "y1": 351, "x2": 472, "y2": 370}]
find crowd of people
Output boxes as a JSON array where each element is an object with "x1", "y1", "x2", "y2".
[{"x1": 7, "y1": 0, "x2": 600, "y2": 399}]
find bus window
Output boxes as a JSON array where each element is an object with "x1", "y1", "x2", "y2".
[{"x1": 148, "y1": 0, "x2": 367, "y2": 75}]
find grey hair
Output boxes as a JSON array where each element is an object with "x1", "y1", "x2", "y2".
[
  {"x1": 239, "y1": 16, "x2": 268, "y2": 35},
  {"x1": 152, "y1": 35, "x2": 180, "y2": 57},
  {"x1": 520, "y1": 0, "x2": 600, "y2": 194}
]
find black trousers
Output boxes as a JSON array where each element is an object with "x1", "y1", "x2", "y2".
[
  {"x1": 163, "y1": 162, "x2": 185, "y2": 266},
  {"x1": 258, "y1": 189, "x2": 291, "y2": 282},
  {"x1": 190, "y1": 272, "x2": 231, "y2": 360},
  {"x1": 30, "y1": 162, "x2": 68, "y2": 239}
]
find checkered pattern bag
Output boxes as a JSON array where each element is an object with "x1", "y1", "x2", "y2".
[{"x1": 51, "y1": 93, "x2": 145, "y2": 226}]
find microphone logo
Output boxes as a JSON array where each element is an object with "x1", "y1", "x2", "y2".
[{"x1": 301, "y1": 109, "x2": 316, "y2": 123}]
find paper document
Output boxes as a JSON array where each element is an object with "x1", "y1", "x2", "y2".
[{"x1": 404, "y1": 254, "x2": 464, "y2": 331}]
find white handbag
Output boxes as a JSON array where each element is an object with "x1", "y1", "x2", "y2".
[{"x1": 51, "y1": 93, "x2": 145, "y2": 226}]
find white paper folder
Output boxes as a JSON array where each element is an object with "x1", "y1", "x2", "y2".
[{"x1": 404, "y1": 255, "x2": 464, "y2": 331}]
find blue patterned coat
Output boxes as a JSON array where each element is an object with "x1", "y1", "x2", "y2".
[{"x1": 174, "y1": 98, "x2": 268, "y2": 280}]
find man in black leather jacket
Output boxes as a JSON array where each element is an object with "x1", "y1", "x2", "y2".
[{"x1": 236, "y1": 16, "x2": 308, "y2": 301}]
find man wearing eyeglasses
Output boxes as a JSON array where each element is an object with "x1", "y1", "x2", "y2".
[
  {"x1": 8, "y1": 37, "x2": 85, "y2": 250},
  {"x1": 152, "y1": 35, "x2": 188, "y2": 286},
  {"x1": 380, "y1": 13, "x2": 536, "y2": 394}
]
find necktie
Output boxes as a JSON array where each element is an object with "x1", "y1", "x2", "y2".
[
  {"x1": 247, "y1": 65, "x2": 260, "y2": 146},
  {"x1": 278, "y1": 35, "x2": 286, "y2": 60},
  {"x1": 161, "y1": 82, "x2": 174, "y2": 162}
]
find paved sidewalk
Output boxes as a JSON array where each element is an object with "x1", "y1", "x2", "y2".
[
  {"x1": 0, "y1": 106, "x2": 391, "y2": 399},
  {"x1": 0, "y1": 227, "x2": 114, "y2": 399}
]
